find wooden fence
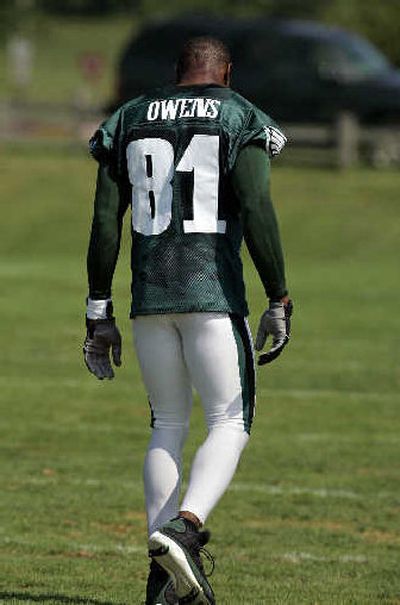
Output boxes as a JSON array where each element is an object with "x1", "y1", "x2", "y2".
[
  {"x1": 1, "y1": 101, "x2": 400, "y2": 168},
  {"x1": 282, "y1": 112, "x2": 400, "y2": 168}
]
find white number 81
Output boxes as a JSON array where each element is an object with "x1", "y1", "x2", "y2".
[{"x1": 126, "y1": 135, "x2": 226, "y2": 236}]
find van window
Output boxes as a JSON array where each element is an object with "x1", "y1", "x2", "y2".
[
  {"x1": 240, "y1": 34, "x2": 317, "y2": 75},
  {"x1": 132, "y1": 24, "x2": 229, "y2": 62},
  {"x1": 315, "y1": 36, "x2": 390, "y2": 80},
  {"x1": 132, "y1": 27, "x2": 179, "y2": 60}
]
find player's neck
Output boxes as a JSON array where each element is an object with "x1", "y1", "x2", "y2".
[
  {"x1": 177, "y1": 70, "x2": 228, "y2": 87},
  {"x1": 177, "y1": 78, "x2": 225, "y2": 87}
]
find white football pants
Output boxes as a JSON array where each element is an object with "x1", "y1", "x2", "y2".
[{"x1": 132, "y1": 312, "x2": 255, "y2": 536}]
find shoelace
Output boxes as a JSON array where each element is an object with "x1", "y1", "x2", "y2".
[{"x1": 199, "y1": 545, "x2": 215, "y2": 577}]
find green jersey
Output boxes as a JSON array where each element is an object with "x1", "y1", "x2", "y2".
[{"x1": 89, "y1": 84, "x2": 285, "y2": 316}]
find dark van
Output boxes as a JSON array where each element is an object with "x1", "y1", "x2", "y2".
[{"x1": 114, "y1": 16, "x2": 400, "y2": 125}]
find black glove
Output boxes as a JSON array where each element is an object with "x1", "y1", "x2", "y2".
[
  {"x1": 83, "y1": 317, "x2": 122, "y2": 380},
  {"x1": 255, "y1": 299, "x2": 293, "y2": 365}
]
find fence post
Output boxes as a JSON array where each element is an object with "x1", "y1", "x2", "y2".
[{"x1": 336, "y1": 111, "x2": 360, "y2": 168}]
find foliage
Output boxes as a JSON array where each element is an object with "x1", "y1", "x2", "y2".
[
  {"x1": 321, "y1": 0, "x2": 400, "y2": 67},
  {"x1": 38, "y1": 0, "x2": 136, "y2": 16},
  {"x1": 136, "y1": 0, "x2": 400, "y2": 66},
  {"x1": 1, "y1": 148, "x2": 399, "y2": 603},
  {"x1": 2, "y1": 1, "x2": 400, "y2": 67}
]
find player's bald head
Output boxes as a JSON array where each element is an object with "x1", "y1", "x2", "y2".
[{"x1": 176, "y1": 36, "x2": 232, "y2": 86}]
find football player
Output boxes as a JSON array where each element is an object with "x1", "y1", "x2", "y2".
[{"x1": 83, "y1": 37, "x2": 292, "y2": 605}]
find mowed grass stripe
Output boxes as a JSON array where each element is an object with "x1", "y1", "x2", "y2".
[
  {"x1": 3, "y1": 476, "x2": 398, "y2": 503},
  {"x1": 1, "y1": 375, "x2": 399, "y2": 400},
  {"x1": 1, "y1": 542, "x2": 379, "y2": 566}
]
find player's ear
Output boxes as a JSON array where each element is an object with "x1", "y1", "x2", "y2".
[{"x1": 224, "y1": 63, "x2": 232, "y2": 86}]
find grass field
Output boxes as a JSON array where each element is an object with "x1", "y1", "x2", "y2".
[
  {"x1": 0, "y1": 15, "x2": 134, "y2": 104},
  {"x1": 1, "y1": 147, "x2": 400, "y2": 604}
]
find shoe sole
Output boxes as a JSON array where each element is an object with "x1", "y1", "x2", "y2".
[{"x1": 149, "y1": 532, "x2": 212, "y2": 605}]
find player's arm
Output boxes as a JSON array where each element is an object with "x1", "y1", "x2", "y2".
[
  {"x1": 87, "y1": 163, "x2": 129, "y2": 301},
  {"x1": 231, "y1": 144, "x2": 293, "y2": 364},
  {"x1": 83, "y1": 159, "x2": 130, "y2": 380}
]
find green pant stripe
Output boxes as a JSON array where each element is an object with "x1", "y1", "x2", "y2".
[
  {"x1": 148, "y1": 399, "x2": 156, "y2": 428},
  {"x1": 230, "y1": 314, "x2": 256, "y2": 434}
]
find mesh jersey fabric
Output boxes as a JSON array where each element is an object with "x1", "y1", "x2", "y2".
[{"x1": 89, "y1": 83, "x2": 281, "y2": 316}]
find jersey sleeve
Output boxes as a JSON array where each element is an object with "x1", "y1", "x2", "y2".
[
  {"x1": 89, "y1": 107, "x2": 124, "y2": 178},
  {"x1": 231, "y1": 145, "x2": 288, "y2": 301},
  {"x1": 240, "y1": 106, "x2": 287, "y2": 159},
  {"x1": 87, "y1": 107, "x2": 130, "y2": 300}
]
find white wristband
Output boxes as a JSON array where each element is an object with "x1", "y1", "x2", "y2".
[{"x1": 86, "y1": 298, "x2": 112, "y2": 320}]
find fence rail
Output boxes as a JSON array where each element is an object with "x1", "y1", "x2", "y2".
[
  {"x1": 283, "y1": 113, "x2": 400, "y2": 168},
  {"x1": 2, "y1": 101, "x2": 400, "y2": 168},
  {"x1": 0, "y1": 99, "x2": 104, "y2": 149}
]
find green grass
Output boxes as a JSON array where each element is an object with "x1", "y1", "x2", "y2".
[
  {"x1": 0, "y1": 15, "x2": 134, "y2": 104},
  {"x1": 1, "y1": 149, "x2": 400, "y2": 604}
]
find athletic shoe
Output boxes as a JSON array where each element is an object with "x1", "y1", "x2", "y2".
[
  {"x1": 146, "y1": 559, "x2": 178, "y2": 605},
  {"x1": 148, "y1": 517, "x2": 215, "y2": 605}
]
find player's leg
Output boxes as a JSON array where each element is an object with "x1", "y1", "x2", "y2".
[
  {"x1": 132, "y1": 314, "x2": 193, "y2": 535},
  {"x1": 133, "y1": 315, "x2": 192, "y2": 605},
  {"x1": 149, "y1": 313, "x2": 254, "y2": 605},
  {"x1": 179, "y1": 312, "x2": 255, "y2": 524}
]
